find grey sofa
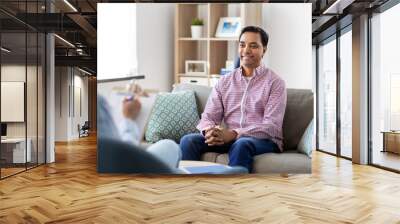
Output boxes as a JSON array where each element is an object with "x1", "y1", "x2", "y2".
[{"x1": 173, "y1": 83, "x2": 314, "y2": 174}]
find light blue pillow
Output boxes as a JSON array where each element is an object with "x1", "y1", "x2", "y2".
[
  {"x1": 297, "y1": 120, "x2": 314, "y2": 157},
  {"x1": 145, "y1": 91, "x2": 199, "y2": 143}
]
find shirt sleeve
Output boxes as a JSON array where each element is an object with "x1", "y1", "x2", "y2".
[
  {"x1": 196, "y1": 80, "x2": 224, "y2": 131},
  {"x1": 233, "y1": 78, "x2": 287, "y2": 141},
  {"x1": 97, "y1": 95, "x2": 121, "y2": 140},
  {"x1": 121, "y1": 117, "x2": 140, "y2": 145}
]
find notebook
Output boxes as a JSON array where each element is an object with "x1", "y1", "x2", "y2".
[{"x1": 182, "y1": 164, "x2": 233, "y2": 174}]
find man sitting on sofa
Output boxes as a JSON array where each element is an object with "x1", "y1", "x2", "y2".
[{"x1": 180, "y1": 26, "x2": 287, "y2": 172}]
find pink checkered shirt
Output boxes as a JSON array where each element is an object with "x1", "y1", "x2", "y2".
[{"x1": 197, "y1": 64, "x2": 287, "y2": 151}]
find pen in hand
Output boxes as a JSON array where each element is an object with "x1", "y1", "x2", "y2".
[
  {"x1": 122, "y1": 95, "x2": 141, "y2": 120},
  {"x1": 125, "y1": 95, "x2": 134, "y2": 101}
]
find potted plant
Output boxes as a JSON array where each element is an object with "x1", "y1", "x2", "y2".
[{"x1": 191, "y1": 18, "x2": 204, "y2": 38}]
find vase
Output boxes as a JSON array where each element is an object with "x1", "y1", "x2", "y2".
[{"x1": 191, "y1": 25, "x2": 203, "y2": 38}]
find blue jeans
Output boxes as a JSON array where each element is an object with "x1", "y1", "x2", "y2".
[
  {"x1": 146, "y1": 139, "x2": 182, "y2": 169},
  {"x1": 180, "y1": 133, "x2": 280, "y2": 172}
]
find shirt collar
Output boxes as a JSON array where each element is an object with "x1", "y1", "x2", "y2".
[{"x1": 237, "y1": 64, "x2": 267, "y2": 81}]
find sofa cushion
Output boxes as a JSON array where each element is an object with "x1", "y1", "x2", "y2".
[
  {"x1": 216, "y1": 154, "x2": 229, "y2": 165},
  {"x1": 202, "y1": 151, "x2": 311, "y2": 173},
  {"x1": 200, "y1": 152, "x2": 219, "y2": 163},
  {"x1": 253, "y1": 151, "x2": 311, "y2": 173},
  {"x1": 145, "y1": 91, "x2": 199, "y2": 143},
  {"x1": 297, "y1": 120, "x2": 314, "y2": 157},
  {"x1": 282, "y1": 89, "x2": 314, "y2": 151},
  {"x1": 173, "y1": 83, "x2": 212, "y2": 116}
]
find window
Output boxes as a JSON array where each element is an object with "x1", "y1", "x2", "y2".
[
  {"x1": 0, "y1": 1, "x2": 46, "y2": 179},
  {"x1": 371, "y1": 2, "x2": 400, "y2": 171},
  {"x1": 340, "y1": 29, "x2": 352, "y2": 158},
  {"x1": 317, "y1": 36, "x2": 337, "y2": 154}
]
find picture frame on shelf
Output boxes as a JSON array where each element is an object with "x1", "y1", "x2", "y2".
[
  {"x1": 215, "y1": 17, "x2": 242, "y2": 38},
  {"x1": 185, "y1": 60, "x2": 207, "y2": 76}
]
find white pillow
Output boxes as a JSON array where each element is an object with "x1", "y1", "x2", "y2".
[{"x1": 135, "y1": 93, "x2": 157, "y2": 141}]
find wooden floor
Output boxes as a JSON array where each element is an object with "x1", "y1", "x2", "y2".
[
  {"x1": 373, "y1": 150, "x2": 400, "y2": 171},
  {"x1": 1, "y1": 135, "x2": 400, "y2": 223},
  {"x1": 1, "y1": 167, "x2": 26, "y2": 178},
  {"x1": 1, "y1": 163, "x2": 44, "y2": 178}
]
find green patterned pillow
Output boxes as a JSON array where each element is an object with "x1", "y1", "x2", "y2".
[{"x1": 145, "y1": 91, "x2": 199, "y2": 143}]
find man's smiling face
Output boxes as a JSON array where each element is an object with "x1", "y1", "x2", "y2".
[{"x1": 239, "y1": 32, "x2": 266, "y2": 69}]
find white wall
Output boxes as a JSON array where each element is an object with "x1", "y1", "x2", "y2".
[
  {"x1": 136, "y1": 3, "x2": 175, "y2": 92},
  {"x1": 74, "y1": 74, "x2": 89, "y2": 126},
  {"x1": 97, "y1": 3, "x2": 174, "y2": 92},
  {"x1": 55, "y1": 67, "x2": 68, "y2": 141},
  {"x1": 1, "y1": 65, "x2": 39, "y2": 137},
  {"x1": 98, "y1": 3, "x2": 137, "y2": 81},
  {"x1": 262, "y1": 3, "x2": 312, "y2": 90},
  {"x1": 55, "y1": 67, "x2": 89, "y2": 141}
]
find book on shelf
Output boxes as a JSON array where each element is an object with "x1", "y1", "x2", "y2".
[{"x1": 220, "y1": 68, "x2": 233, "y2": 76}]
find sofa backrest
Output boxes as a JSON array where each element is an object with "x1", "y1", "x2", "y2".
[
  {"x1": 282, "y1": 89, "x2": 313, "y2": 150},
  {"x1": 173, "y1": 84, "x2": 314, "y2": 151},
  {"x1": 173, "y1": 83, "x2": 212, "y2": 115}
]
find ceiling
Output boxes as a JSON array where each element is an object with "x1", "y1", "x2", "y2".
[
  {"x1": 0, "y1": 0, "x2": 99, "y2": 74},
  {"x1": 0, "y1": 0, "x2": 393, "y2": 75}
]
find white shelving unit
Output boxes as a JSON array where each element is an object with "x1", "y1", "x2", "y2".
[{"x1": 175, "y1": 3, "x2": 262, "y2": 87}]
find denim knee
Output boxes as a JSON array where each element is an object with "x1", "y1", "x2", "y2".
[
  {"x1": 180, "y1": 133, "x2": 200, "y2": 147},
  {"x1": 231, "y1": 137, "x2": 254, "y2": 149},
  {"x1": 180, "y1": 134, "x2": 190, "y2": 145},
  {"x1": 180, "y1": 133, "x2": 205, "y2": 160}
]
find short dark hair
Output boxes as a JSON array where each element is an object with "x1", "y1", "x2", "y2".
[{"x1": 239, "y1": 26, "x2": 269, "y2": 48}]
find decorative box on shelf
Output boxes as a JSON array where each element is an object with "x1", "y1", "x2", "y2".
[
  {"x1": 185, "y1": 60, "x2": 207, "y2": 76},
  {"x1": 179, "y1": 76, "x2": 209, "y2": 86}
]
